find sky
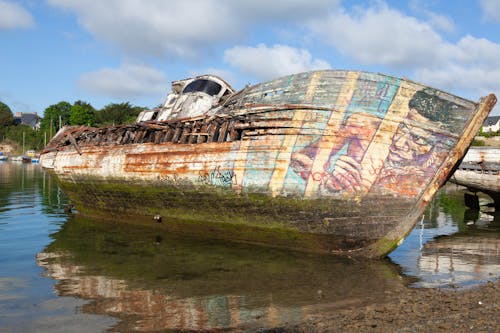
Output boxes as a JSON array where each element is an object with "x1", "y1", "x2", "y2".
[{"x1": 1, "y1": 0, "x2": 500, "y2": 117}]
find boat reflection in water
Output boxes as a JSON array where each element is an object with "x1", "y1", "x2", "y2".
[
  {"x1": 390, "y1": 186, "x2": 500, "y2": 288},
  {"x1": 36, "y1": 185, "x2": 500, "y2": 331},
  {"x1": 37, "y1": 214, "x2": 409, "y2": 332},
  {"x1": 417, "y1": 211, "x2": 500, "y2": 288}
]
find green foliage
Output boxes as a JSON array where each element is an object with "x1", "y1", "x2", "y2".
[
  {"x1": 39, "y1": 101, "x2": 72, "y2": 136},
  {"x1": 478, "y1": 127, "x2": 500, "y2": 138},
  {"x1": 70, "y1": 101, "x2": 95, "y2": 126},
  {"x1": 94, "y1": 102, "x2": 144, "y2": 126},
  {"x1": 0, "y1": 101, "x2": 14, "y2": 136},
  {"x1": 4, "y1": 124, "x2": 44, "y2": 151},
  {"x1": 471, "y1": 138, "x2": 486, "y2": 146},
  {"x1": 1, "y1": 98, "x2": 148, "y2": 150}
]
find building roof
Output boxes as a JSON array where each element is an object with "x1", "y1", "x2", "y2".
[
  {"x1": 482, "y1": 116, "x2": 500, "y2": 127},
  {"x1": 13, "y1": 112, "x2": 41, "y2": 128}
]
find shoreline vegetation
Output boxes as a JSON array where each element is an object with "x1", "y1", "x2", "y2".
[
  {"x1": 0, "y1": 100, "x2": 146, "y2": 153},
  {"x1": 268, "y1": 279, "x2": 499, "y2": 332},
  {"x1": 473, "y1": 136, "x2": 500, "y2": 147}
]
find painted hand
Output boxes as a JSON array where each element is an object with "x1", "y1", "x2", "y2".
[{"x1": 323, "y1": 155, "x2": 363, "y2": 193}]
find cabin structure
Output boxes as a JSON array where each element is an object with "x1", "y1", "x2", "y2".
[{"x1": 136, "y1": 74, "x2": 235, "y2": 123}]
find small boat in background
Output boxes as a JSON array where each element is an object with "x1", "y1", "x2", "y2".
[
  {"x1": 10, "y1": 155, "x2": 32, "y2": 163},
  {"x1": 25, "y1": 150, "x2": 36, "y2": 157},
  {"x1": 450, "y1": 147, "x2": 500, "y2": 207}
]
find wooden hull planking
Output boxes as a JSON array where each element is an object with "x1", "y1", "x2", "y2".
[{"x1": 40, "y1": 70, "x2": 497, "y2": 257}]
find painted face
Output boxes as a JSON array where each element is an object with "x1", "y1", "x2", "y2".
[{"x1": 388, "y1": 110, "x2": 433, "y2": 163}]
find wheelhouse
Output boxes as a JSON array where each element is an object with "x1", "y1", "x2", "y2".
[{"x1": 137, "y1": 75, "x2": 235, "y2": 123}]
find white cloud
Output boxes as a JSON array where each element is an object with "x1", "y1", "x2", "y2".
[
  {"x1": 47, "y1": 0, "x2": 336, "y2": 60},
  {"x1": 309, "y1": 3, "x2": 451, "y2": 69},
  {"x1": 224, "y1": 44, "x2": 331, "y2": 81},
  {"x1": 222, "y1": 0, "x2": 337, "y2": 20},
  {"x1": 423, "y1": 11, "x2": 455, "y2": 33},
  {"x1": 480, "y1": 0, "x2": 500, "y2": 22},
  {"x1": 415, "y1": 35, "x2": 500, "y2": 99},
  {"x1": 408, "y1": 0, "x2": 455, "y2": 33},
  {"x1": 0, "y1": 1, "x2": 34, "y2": 30},
  {"x1": 48, "y1": 0, "x2": 240, "y2": 59},
  {"x1": 453, "y1": 36, "x2": 500, "y2": 70},
  {"x1": 78, "y1": 63, "x2": 167, "y2": 98}
]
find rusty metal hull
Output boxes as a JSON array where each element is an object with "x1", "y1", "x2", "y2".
[{"x1": 40, "y1": 70, "x2": 496, "y2": 257}]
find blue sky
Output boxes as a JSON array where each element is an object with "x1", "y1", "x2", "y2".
[{"x1": 1, "y1": 0, "x2": 500, "y2": 116}]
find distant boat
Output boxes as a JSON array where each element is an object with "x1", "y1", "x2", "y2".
[
  {"x1": 11, "y1": 155, "x2": 32, "y2": 163},
  {"x1": 39, "y1": 70, "x2": 496, "y2": 257},
  {"x1": 25, "y1": 150, "x2": 36, "y2": 157},
  {"x1": 450, "y1": 146, "x2": 500, "y2": 207},
  {"x1": 0, "y1": 155, "x2": 8, "y2": 162}
]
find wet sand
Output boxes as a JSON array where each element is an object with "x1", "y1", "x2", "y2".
[{"x1": 267, "y1": 279, "x2": 499, "y2": 333}]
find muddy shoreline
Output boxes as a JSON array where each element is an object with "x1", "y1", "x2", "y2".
[{"x1": 266, "y1": 279, "x2": 499, "y2": 332}]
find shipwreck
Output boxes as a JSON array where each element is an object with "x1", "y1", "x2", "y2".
[
  {"x1": 39, "y1": 70, "x2": 496, "y2": 257},
  {"x1": 450, "y1": 147, "x2": 500, "y2": 208}
]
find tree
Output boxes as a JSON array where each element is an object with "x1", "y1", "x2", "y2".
[
  {"x1": 39, "y1": 101, "x2": 72, "y2": 137},
  {"x1": 4, "y1": 124, "x2": 44, "y2": 151},
  {"x1": 95, "y1": 102, "x2": 145, "y2": 126},
  {"x1": 70, "y1": 101, "x2": 95, "y2": 126},
  {"x1": 0, "y1": 101, "x2": 14, "y2": 139},
  {"x1": 0, "y1": 101, "x2": 13, "y2": 127}
]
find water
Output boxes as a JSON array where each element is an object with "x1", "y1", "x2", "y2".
[{"x1": 0, "y1": 162, "x2": 498, "y2": 332}]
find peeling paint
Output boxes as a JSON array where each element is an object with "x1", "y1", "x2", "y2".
[{"x1": 40, "y1": 70, "x2": 496, "y2": 257}]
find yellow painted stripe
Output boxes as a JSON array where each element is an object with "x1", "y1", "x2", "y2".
[
  {"x1": 268, "y1": 110, "x2": 307, "y2": 196},
  {"x1": 268, "y1": 72, "x2": 322, "y2": 196},
  {"x1": 232, "y1": 140, "x2": 251, "y2": 193},
  {"x1": 303, "y1": 71, "x2": 360, "y2": 197},
  {"x1": 358, "y1": 81, "x2": 413, "y2": 193}
]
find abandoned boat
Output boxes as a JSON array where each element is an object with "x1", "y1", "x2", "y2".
[
  {"x1": 39, "y1": 70, "x2": 497, "y2": 257},
  {"x1": 450, "y1": 147, "x2": 500, "y2": 207}
]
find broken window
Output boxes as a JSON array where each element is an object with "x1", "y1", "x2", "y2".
[{"x1": 183, "y1": 79, "x2": 222, "y2": 96}]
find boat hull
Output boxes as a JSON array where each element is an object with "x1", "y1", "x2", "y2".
[
  {"x1": 51, "y1": 167, "x2": 416, "y2": 255},
  {"x1": 450, "y1": 147, "x2": 500, "y2": 206},
  {"x1": 40, "y1": 70, "x2": 496, "y2": 257}
]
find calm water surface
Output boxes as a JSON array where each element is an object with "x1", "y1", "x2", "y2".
[{"x1": 0, "y1": 162, "x2": 498, "y2": 332}]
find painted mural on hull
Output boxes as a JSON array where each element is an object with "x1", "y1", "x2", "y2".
[
  {"x1": 286, "y1": 85, "x2": 458, "y2": 198},
  {"x1": 39, "y1": 70, "x2": 496, "y2": 257}
]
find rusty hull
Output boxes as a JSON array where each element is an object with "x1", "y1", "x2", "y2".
[{"x1": 40, "y1": 70, "x2": 497, "y2": 257}]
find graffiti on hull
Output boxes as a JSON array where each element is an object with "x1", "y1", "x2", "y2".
[{"x1": 199, "y1": 166, "x2": 237, "y2": 187}]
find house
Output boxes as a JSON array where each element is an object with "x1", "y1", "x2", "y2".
[
  {"x1": 482, "y1": 116, "x2": 500, "y2": 133},
  {"x1": 13, "y1": 112, "x2": 41, "y2": 130}
]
